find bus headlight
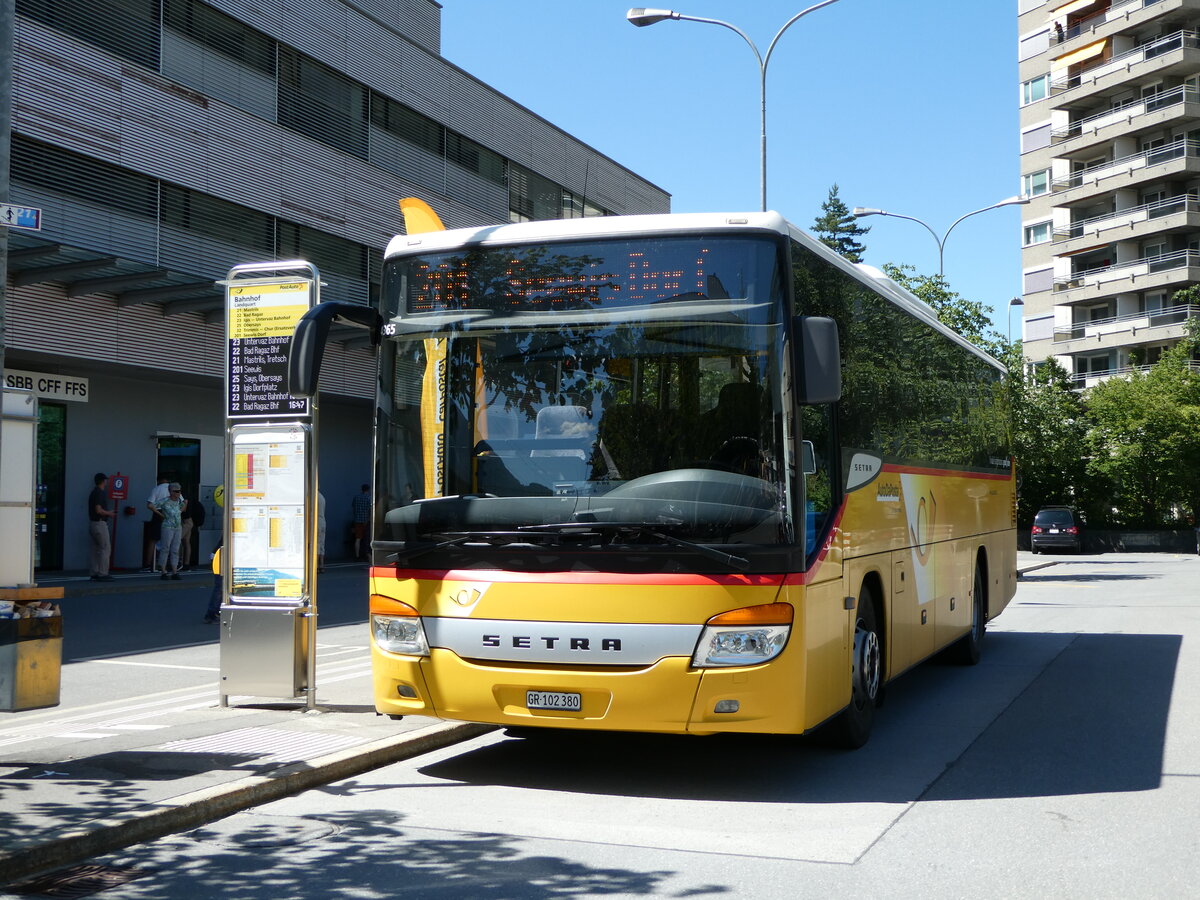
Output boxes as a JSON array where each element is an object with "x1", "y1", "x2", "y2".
[
  {"x1": 370, "y1": 595, "x2": 429, "y2": 656},
  {"x1": 692, "y1": 602, "x2": 793, "y2": 668},
  {"x1": 372, "y1": 615, "x2": 430, "y2": 656}
]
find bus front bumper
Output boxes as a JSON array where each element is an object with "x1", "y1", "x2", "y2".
[{"x1": 373, "y1": 647, "x2": 807, "y2": 735}]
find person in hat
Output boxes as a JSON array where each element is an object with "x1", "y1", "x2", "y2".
[
  {"x1": 153, "y1": 482, "x2": 188, "y2": 580},
  {"x1": 88, "y1": 473, "x2": 117, "y2": 581}
]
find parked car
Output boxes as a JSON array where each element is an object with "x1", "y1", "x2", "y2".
[{"x1": 1030, "y1": 506, "x2": 1083, "y2": 554}]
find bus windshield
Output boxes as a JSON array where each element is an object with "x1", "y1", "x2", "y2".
[{"x1": 374, "y1": 234, "x2": 795, "y2": 564}]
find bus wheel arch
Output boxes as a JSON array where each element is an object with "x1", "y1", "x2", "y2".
[
  {"x1": 824, "y1": 576, "x2": 884, "y2": 749},
  {"x1": 947, "y1": 549, "x2": 988, "y2": 666}
]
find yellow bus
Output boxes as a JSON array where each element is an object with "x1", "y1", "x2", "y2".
[{"x1": 291, "y1": 210, "x2": 1016, "y2": 747}]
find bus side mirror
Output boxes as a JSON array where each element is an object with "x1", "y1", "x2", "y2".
[
  {"x1": 794, "y1": 315, "x2": 842, "y2": 405},
  {"x1": 288, "y1": 301, "x2": 382, "y2": 399}
]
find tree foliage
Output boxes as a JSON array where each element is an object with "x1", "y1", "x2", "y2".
[{"x1": 812, "y1": 184, "x2": 869, "y2": 263}]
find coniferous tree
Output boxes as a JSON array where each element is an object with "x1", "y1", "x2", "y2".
[{"x1": 812, "y1": 184, "x2": 869, "y2": 262}]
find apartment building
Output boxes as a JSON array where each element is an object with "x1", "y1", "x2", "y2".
[
  {"x1": 1018, "y1": 0, "x2": 1200, "y2": 386},
  {"x1": 4, "y1": 0, "x2": 668, "y2": 571}
]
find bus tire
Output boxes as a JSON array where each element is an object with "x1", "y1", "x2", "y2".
[
  {"x1": 947, "y1": 561, "x2": 986, "y2": 666},
  {"x1": 826, "y1": 587, "x2": 883, "y2": 749}
]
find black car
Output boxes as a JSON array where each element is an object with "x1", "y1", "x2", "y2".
[{"x1": 1030, "y1": 506, "x2": 1083, "y2": 554}]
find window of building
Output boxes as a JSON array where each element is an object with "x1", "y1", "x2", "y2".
[
  {"x1": 446, "y1": 133, "x2": 506, "y2": 186},
  {"x1": 277, "y1": 221, "x2": 369, "y2": 282},
  {"x1": 509, "y1": 163, "x2": 563, "y2": 222},
  {"x1": 163, "y1": 0, "x2": 275, "y2": 75},
  {"x1": 160, "y1": 184, "x2": 275, "y2": 255},
  {"x1": 278, "y1": 47, "x2": 369, "y2": 159},
  {"x1": 1142, "y1": 291, "x2": 1167, "y2": 313},
  {"x1": 1023, "y1": 221, "x2": 1052, "y2": 245},
  {"x1": 370, "y1": 94, "x2": 445, "y2": 157},
  {"x1": 18, "y1": 0, "x2": 160, "y2": 69},
  {"x1": 1022, "y1": 169, "x2": 1051, "y2": 197},
  {"x1": 1022, "y1": 74, "x2": 1050, "y2": 105},
  {"x1": 11, "y1": 136, "x2": 158, "y2": 219}
]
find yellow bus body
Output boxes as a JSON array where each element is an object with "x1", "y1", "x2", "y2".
[{"x1": 369, "y1": 463, "x2": 1016, "y2": 736}]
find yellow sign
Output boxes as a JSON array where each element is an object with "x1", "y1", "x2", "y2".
[{"x1": 227, "y1": 282, "x2": 311, "y2": 340}]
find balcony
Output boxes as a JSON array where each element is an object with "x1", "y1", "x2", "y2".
[
  {"x1": 1053, "y1": 248, "x2": 1200, "y2": 294},
  {"x1": 1050, "y1": 30, "x2": 1200, "y2": 105},
  {"x1": 1051, "y1": 139, "x2": 1200, "y2": 203},
  {"x1": 1053, "y1": 194, "x2": 1200, "y2": 250},
  {"x1": 1051, "y1": 85, "x2": 1200, "y2": 158},
  {"x1": 1053, "y1": 303, "x2": 1199, "y2": 341},
  {"x1": 1049, "y1": 0, "x2": 1197, "y2": 49},
  {"x1": 1070, "y1": 359, "x2": 1200, "y2": 387}
]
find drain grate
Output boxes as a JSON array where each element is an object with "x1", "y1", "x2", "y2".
[
  {"x1": 7, "y1": 864, "x2": 148, "y2": 898},
  {"x1": 158, "y1": 726, "x2": 368, "y2": 765}
]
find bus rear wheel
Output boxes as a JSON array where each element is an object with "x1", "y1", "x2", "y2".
[
  {"x1": 826, "y1": 589, "x2": 882, "y2": 749},
  {"x1": 946, "y1": 561, "x2": 986, "y2": 666}
]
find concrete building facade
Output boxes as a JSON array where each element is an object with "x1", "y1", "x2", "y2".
[
  {"x1": 1018, "y1": 0, "x2": 1200, "y2": 383},
  {"x1": 4, "y1": 0, "x2": 668, "y2": 572}
]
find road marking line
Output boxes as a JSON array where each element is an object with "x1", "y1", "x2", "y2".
[{"x1": 90, "y1": 660, "x2": 220, "y2": 672}]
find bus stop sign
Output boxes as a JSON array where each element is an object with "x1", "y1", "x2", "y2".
[{"x1": 108, "y1": 473, "x2": 128, "y2": 501}]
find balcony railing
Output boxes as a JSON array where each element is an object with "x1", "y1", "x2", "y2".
[
  {"x1": 1070, "y1": 359, "x2": 1200, "y2": 385},
  {"x1": 1054, "y1": 193, "x2": 1200, "y2": 240},
  {"x1": 1052, "y1": 139, "x2": 1200, "y2": 192},
  {"x1": 1051, "y1": 84, "x2": 1199, "y2": 142},
  {"x1": 1051, "y1": 29, "x2": 1198, "y2": 93},
  {"x1": 1050, "y1": 0, "x2": 1167, "y2": 46},
  {"x1": 1053, "y1": 304, "x2": 1200, "y2": 341},
  {"x1": 1054, "y1": 248, "x2": 1200, "y2": 290}
]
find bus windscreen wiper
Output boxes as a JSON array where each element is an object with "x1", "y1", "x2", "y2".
[{"x1": 519, "y1": 522, "x2": 750, "y2": 570}]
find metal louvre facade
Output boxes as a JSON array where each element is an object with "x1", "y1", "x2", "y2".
[{"x1": 6, "y1": 0, "x2": 669, "y2": 573}]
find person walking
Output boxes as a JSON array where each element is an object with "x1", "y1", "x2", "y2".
[
  {"x1": 351, "y1": 483, "x2": 371, "y2": 561},
  {"x1": 203, "y1": 540, "x2": 223, "y2": 624},
  {"x1": 179, "y1": 492, "x2": 194, "y2": 571},
  {"x1": 88, "y1": 472, "x2": 117, "y2": 581},
  {"x1": 153, "y1": 482, "x2": 188, "y2": 580}
]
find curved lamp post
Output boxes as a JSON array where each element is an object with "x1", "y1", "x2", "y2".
[
  {"x1": 627, "y1": 2, "x2": 844, "y2": 212},
  {"x1": 852, "y1": 196, "x2": 1030, "y2": 277}
]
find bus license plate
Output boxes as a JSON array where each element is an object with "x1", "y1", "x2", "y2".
[{"x1": 526, "y1": 690, "x2": 581, "y2": 711}]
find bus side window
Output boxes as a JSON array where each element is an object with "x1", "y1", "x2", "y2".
[{"x1": 801, "y1": 405, "x2": 837, "y2": 557}]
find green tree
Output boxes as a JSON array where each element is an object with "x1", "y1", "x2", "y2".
[
  {"x1": 1007, "y1": 356, "x2": 1094, "y2": 526},
  {"x1": 1085, "y1": 321, "x2": 1200, "y2": 525},
  {"x1": 812, "y1": 184, "x2": 869, "y2": 263},
  {"x1": 880, "y1": 263, "x2": 1006, "y2": 358}
]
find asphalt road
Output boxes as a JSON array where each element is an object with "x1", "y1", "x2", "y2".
[{"x1": 10, "y1": 553, "x2": 1200, "y2": 898}]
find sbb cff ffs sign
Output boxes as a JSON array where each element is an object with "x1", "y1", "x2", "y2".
[{"x1": 4, "y1": 370, "x2": 90, "y2": 401}]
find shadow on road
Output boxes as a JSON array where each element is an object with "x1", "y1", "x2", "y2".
[{"x1": 416, "y1": 632, "x2": 1178, "y2": 805}]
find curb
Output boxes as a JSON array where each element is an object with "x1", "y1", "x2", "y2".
[
  {"x1": 0, "y1": 720, "x2": 494, "y2": 885},
  {"x1": 1017, "y1": 562, "x2": 1058, "y2": 577}
]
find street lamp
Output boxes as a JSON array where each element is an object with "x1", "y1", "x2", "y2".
[
  {"x1": 1007, "y1": 296, "x2": 1024, "y2": 344},
  {"x1": 852, "y1": 195, "x2": 1030, "y2": 277},
  {"x1": 626, "y1": 1, "x2": 845, "y2": 212}
]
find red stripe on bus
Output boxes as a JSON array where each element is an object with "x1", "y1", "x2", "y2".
[
  {"x1": 880, "y1": 463, "x2": 1013, "y2": 481},
  {"x1": 373, "y1": 567, "x2": 787, "y2": 587}
]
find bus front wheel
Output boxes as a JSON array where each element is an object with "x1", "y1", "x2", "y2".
[{"x1": 826, "y1": 589, "x2": 882, "y2": 749}]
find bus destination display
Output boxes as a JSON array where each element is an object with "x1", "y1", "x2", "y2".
[{"x1": 227, "y1": 281, "x2": 312, "y2": 418}]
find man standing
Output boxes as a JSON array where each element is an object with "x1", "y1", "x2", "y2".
[
  {"x1": 88, "y1": 473, "x2": 117, "y2": 581},
  {"x1": 352, "y1": 483, "x2": 371, "y2": 561},
  {"x1": 143, "y1": 474, "x2": 170, "y2": 572}
]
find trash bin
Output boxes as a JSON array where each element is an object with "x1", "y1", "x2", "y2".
[{"x1": 0, "y1": 610, "x2": 63, "y2": 712}]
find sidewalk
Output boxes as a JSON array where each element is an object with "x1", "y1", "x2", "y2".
[
  {"x1": 3, "y1": 555, "x2": 1055, "y2": 886},
  {"x1": 0, "y1": 567, "x2": 492, "y2": 886}
]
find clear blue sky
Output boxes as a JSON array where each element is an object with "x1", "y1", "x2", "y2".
[{"x1": 440, "y1": 0, "x2": 1021, "y2": 337}]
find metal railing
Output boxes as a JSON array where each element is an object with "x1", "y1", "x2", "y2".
[
  {"x1": 1054, "y1": 193, "x2": 1200, "y2": 240},
  {"x1": 1051, "y1": 29, "x2": 1198, "y2": 93},
  {"x1": 1052, "y1": 139, "x2": 1200, "y2": 192},
  {"x1": 1051, "y1": 84, "x2": 1199, "y2": 142},
  {"x1": 1053, "y1": 304, "x2": 1200, "y2": 341},
  {"x1": 1050, "y1": 0, "x2": 1166, "y2": 46},
  {"x1": 1070, "y1": 358, "x2": 1200, "y2": 385},
  {"x1": 1054, "y1": 248, "x2": 1200, "y2": 290}
]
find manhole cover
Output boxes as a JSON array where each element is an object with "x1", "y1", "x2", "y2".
[{"x1": 7, "y1": 864, "x2": 148, "y2": 898}]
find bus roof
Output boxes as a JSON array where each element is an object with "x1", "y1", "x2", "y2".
[{"x1": 384, "y1": 211, "x2": 1006, "y2": 375}]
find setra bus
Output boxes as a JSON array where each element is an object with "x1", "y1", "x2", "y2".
[{"x1": 290, "y1": 209, "x2": 1016, "y2": 747}]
